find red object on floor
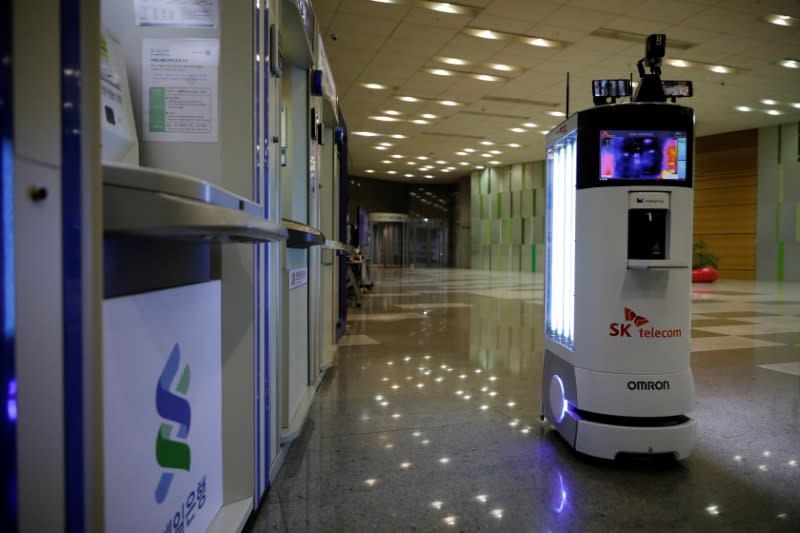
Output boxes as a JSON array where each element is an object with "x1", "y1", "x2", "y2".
[{"x1": 692, "y1": 267, "x2": 719, "y2": 283}]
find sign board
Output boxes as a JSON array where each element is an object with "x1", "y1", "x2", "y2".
[
  {"x1": 317, "y1": 35, "x2": 336, "y2": 107},
  {"x1": 289, "y1": 267, "x2": 308, "y2": 289},
  {"x1": 295, "y1": 0, "x2": 315, "y2": 52},
  {"x1": 103, "y1": 281, "x2": 222, "y2": 532}
]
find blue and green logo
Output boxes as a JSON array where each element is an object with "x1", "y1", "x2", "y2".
[{"x1": 154, "y1": 343, "x2": 191, "y2": 504}]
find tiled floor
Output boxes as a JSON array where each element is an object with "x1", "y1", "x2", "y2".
[{"x1": 247, "y1": 269, "x2": 800, "y2": 532}]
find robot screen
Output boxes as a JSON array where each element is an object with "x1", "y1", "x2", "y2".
[{"x1": 599, "y1": 130, "x2": 687, "y2": 181}]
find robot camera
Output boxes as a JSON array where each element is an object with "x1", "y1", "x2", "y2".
[{"x1": 645, "y1": 34, "x2": 666, "y2": 71}]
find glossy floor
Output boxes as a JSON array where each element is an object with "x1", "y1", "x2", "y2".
[{"x1": 248, "y1": 269, "x2": 800, "y2": 532}]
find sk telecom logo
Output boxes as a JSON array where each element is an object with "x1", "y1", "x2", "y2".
[
  {"x1": 609, "y1": 307, "x2": 649, "y2": 337},
  {"x1": 610, "y1": 308, "x2": 682, "y2": 339},
  {"x1": 155, "y1": 343, "x2": 192, "y2": 504}
]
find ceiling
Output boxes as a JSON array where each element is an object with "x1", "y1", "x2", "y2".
[{"x1": 312, "y1": 0, "x2": 800, "y2": 183}]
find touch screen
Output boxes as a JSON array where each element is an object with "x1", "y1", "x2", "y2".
[{"x1": 600, "y1": 130, "x2": 687, "y2": 180}]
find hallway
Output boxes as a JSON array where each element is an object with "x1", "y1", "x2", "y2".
[{"x1": 249, "y1": 268, "x2": 800, "y2": 532}]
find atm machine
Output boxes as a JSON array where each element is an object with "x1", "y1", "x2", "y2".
[{"x1": 541, "y1": 35, "x2": 697, "y2": 460}]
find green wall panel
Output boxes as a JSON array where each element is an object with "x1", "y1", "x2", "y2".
[{"x1": 470, "y1": 160, "x2": 547, "y2": 272}]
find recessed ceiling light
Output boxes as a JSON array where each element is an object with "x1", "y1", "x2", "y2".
[
  {"x1": 480, "y1": 141, "x2": 494, "y2": 146},
  {"x1": 472, "y1": 74, "x2": 501, "y2": 82},
  {"x1": 442, "y1": 168, "x2": 451, "y2": 172},
  {"x1": 405, "y1": 173, "x2": 414, "y2": 177},
  {"x1": 489, "y1": 63, "x2": 515, "y2": 72},
  {"x1": 439, "y1": 100, "x2": 460, "y2": 106},
  {"x1": 388, "y1": 170, "x2": 397, "y2": 174},
  {"x1": 489, "y1": 150, "x2": 502, "y2": 155},
  {"x1": 437, "y1": 56, "x2": 469, "y2": 66},
  {"x1": 375, "y1": 146, "x2": 388, "y2": 150},
  {"x1": 764, "y1": 13, "x2": 799, "y2": 27},
  {"x1": 591, "y1": 28, "x2": 695, "y2": 50},
  {"x1": 667, "y1": 58, "x2": 691, "y2": 68},
  {"x1": 362, "y1": 82, "x2": 388, "y2": 90},
  {"x1": 398, "y1": 96, "x2": 421, "y2": 103},
  {"x1": 510, "y1": 127, "x2": 526, "y2": 133},
  {"x1": 766, "y1": 109, "x2": 783, "y2": 116},
  {"x1": 735, "y1": 106, "x2": 752, "y2": 112},
  {"x1": 476, "y1": 165, "x2": 485, "y2": 169},
  {"x1": 459, "y1": 162, "x2": 469, "y2": 166},
  {"x1": 455, "y1": 151, "x2": 467, "y2": 156},
  {"x1": 548, "y1": 111, "x2": 566, "y2": 117},
  {"x1": 412, "y1": 119, "x2": 430, "y2": 125},
  {"x1": 353, "y1": 131, "x2": 380, "y2": 137},
  {"x1": 468, "y1": 28, "x2": 503, "y2": 40},
  {"x1": 523, "y1": 122, "x2": 537, "y2": 128},
  {"x1": 761, "y1": 99, "x2": 778, "y2": 105},
  {"x1": 464, "y1": 27, "x2": 566, "y2": 48},
  {"x1": 417, "y1": 156, "x2": 428, "y2": 160},
  {"x1": 421, "y1": 113, "x2": 438, "y2": 119},
  {"x1": 464, "y1": 148, "x2": 476, "y2": 152},
  {"x1": 791, "y1": 103, "x2": 800, "y2": 109},
  {"x1": 528, "y1": 37, "x2": 556, "y2": 47},
  {"x1": 391, "y1": 134, "x2": 407, "y2": 139},
  {"x1": 407, "y1": 161, "x2": 417, "y2": 165},
  {"x1": 428, "y1": 68, "x2": 454, "y2": 76},
  {"x1": 779, "y1": 59, "x2": 800, "y2": 69},
  {"x1": 382, "y1": 160, "x2": 392, "y2": 164},
  {"x1": 488, "y1": 160, "x2": 501, "y2": 165},
  {"x1": 667, "y1": 58, "x2": 738, "y2": 73},
  {"x1": 365, "y1": 169, "x2": 374, "y2": 173},
  {"x1": 379, "y1": 142, "x2": 393, "y2": 146},
  {"x1": 370, "y1": 115, "x2": 401, "y2": 122},
  {"x1": 425, "y1": 175, "x2": 434, "y2": 179},
  {"x1": 508, "y1": 143, "x2": 520, "y2": 148},
  {"x1": 481, "y1": 153, "x2": 491, "y2": 157},
  {"x1": 384, "y1": 110, "x2": 402, "y2": 116},
  {"x1": 436, "y1": 160, "x2": 447, "y2": 164},
  {"x1": 427, "y1": 1, "x2": 476, "y2": 15},
  {"x1": 540, "y1": 130, "x2": 549, "y2": 135}
]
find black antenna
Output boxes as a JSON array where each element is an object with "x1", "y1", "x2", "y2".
[
  {"x1": 565, "y1": 72, "x2": 570, "y2": 117},
  {"x1": 630, "y1": 72, "x2": 634, "y2": 102}
]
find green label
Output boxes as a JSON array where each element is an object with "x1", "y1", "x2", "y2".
[{"x1": 149, "y1": 87, "x2": 166, "y2": 132}]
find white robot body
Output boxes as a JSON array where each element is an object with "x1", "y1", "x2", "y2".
[{"x1": 542, "y1": 104, "x2": 696, "y2": 460}]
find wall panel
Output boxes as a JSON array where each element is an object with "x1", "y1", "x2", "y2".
[{"x1": 693, "y1": 129, "x2": 758, "y2": 280}]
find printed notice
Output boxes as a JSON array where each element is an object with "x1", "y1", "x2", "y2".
[
  {"x1": 135, "y1": 0, "x2": 218, "y2": 28},
  {"x1": 143, "y1": 39, "x2": 219, "y2": 143}
]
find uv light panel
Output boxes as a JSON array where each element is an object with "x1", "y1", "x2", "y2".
[
  {"x1": 600, "y1": 130, "x2": 687, "y2": 181},
  {"x1": 545, "y1": 130, "x2": 576, "y2": 349}
]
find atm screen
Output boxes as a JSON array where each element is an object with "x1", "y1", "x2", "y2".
[{"x1": 599, "y1": 130, "x2": 687, "y2": 180}]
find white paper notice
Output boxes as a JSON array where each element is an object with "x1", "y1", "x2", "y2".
[
  {"x1": 135, "y1": 0, "x2": 219, "y2": 28},
  {"x1": 143, "y1": 38, "x2": 219, "y2": 143}
]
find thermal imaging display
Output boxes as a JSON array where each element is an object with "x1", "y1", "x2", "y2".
[{"x1": 600, "y1": 130, "x2": 687, "y2": 180}]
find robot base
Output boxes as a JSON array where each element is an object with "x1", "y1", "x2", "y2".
[
  {"x1": 542, "y1": 350, "x2": 696, "y2": 460},
  {"x1": 554, "y1": 410, "x2": 697, "y2": 460}
]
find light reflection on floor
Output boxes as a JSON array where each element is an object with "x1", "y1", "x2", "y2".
[{"x1": 247, "y1": 268, "x2": 800, "y2": 532}]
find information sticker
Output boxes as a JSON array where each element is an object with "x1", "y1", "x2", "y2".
[
  {"x1": 135, "y1": 0, "x2": 219, "y2": 28},
  {"x1": 142, "y1": 38, "x2": 219, "y2": 143}
]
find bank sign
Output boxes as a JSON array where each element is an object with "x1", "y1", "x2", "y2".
[{"x1": 103, "y1": 282, "x2": 222, "y2": 532}]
